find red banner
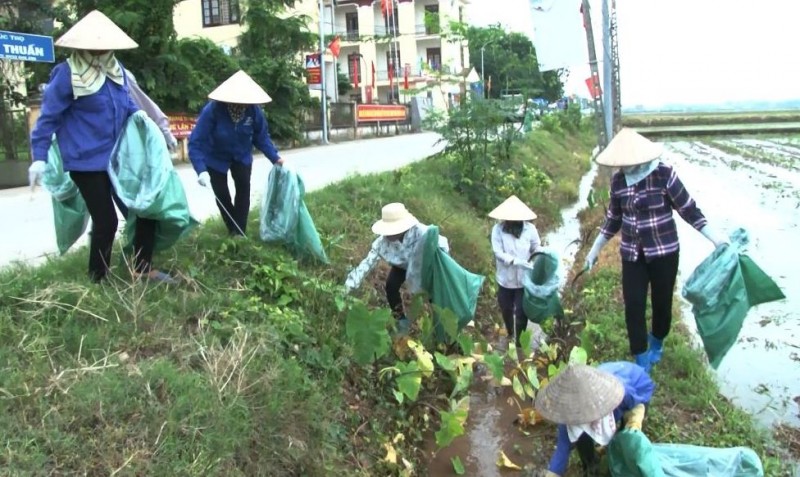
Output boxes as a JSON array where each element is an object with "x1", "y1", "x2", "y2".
[
  {"x1": 356, "y1": 104, "x2": 407, "y2": 123},
  {"x1": 168, "y1": 114, "x2": 196, "y2": 139}
]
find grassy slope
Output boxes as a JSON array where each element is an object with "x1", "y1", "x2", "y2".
[
  {"x1": 0, "y1": 128, "x2": 594, "y2": 476},
  {"x1": 563, "y1": 176, "x2": 796, "y2": 476}
]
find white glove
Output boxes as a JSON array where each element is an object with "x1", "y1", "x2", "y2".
[
  {"x1": 28, "y1": 160, "x2": 46, "y2": 187},
  {"x1": 585, "y1": 234, "x2": 610, "y2": 271},
  {"x1": 197, "y1": 171, "x2": 211, "y2": 188},
  {"x1": 519, "y1": 261, "x2": 534, "y2": 270},
  {"x1": 165, "y1": 133, "x2": 179, "y2": 153},
  {"x1": 700, "y1": 225, "x2": 728, "y2": 248}
]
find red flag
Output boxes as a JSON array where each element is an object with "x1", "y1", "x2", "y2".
[
  {"x1": 352, "y1": 56, "x2": 359, "y2": 88},
  {"x1": 381, "y1": 0, "x2": 391, "y2": 17},
  {"x1": 585, "y1": 74, "x2": 601, "y2": 99},
  {"x1": 328, "y1": 36, "x2": 341, "y2": 57},
  {"x1": 371, "y1": 61, "x2": 376, "y2": 89},
  {"x1": 403, "y1": 64, "x2": 409, "y2": 90},
  {"x1": 388, "y1": 62, "x2": 394, "y2": 89}
]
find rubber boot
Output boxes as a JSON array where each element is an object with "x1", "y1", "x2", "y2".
[
  {"x1": 634, "y1": 352, "x2": 652, "y2": 373},
  {"x1": 648, "y1": 334, "x2": 664, "y2": 366}
]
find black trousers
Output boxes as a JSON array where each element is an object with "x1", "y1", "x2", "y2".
[
  {"x1": 208, "y1": 162, "x2": 251, "y2": 236},
  {"x1": 621, "y1": 251, "x2": 680, "y2": 355},
  {"x1": 386, "y1": 266, "x2": 407, "y2": 319},
  {"x1": 70, "y1": 171, "x2": 156, "y2": 281},
  {"x1": 497, "y1": 286, "x2": 527, "y2": 341},
  {"x1": 575, "y1": 433, "x2": 601, "y2": 477}
]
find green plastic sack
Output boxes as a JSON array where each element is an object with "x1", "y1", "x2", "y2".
[
  {"x1": 259, "y1": 166, "x2": 328, "y2": 263},
  {"x1": 420, "y1": 225, "x2": 485, "y2": 342},
  {"x1": 41, "y1": 139, "x2": 89, "y2": 255},
  {"x1": 682, "y1": 228, "x2": 785, "y2": 369},
  {"x1": 107, "y1": 112, "x2": 198, "y2": 252},
  {"x1": 609, "y1": 428, "x2": 764, "y2": 477},
  {"x1": 522, "y1": 250, "x2": 564, "y2": 324},
  {"x1": 608, "y1": 429, "x2": 665, "y2": 477}
]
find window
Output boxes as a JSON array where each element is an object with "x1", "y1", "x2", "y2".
[
  {"x1": 426, "y1": 48, "x2": 441, "y2": 71},
  {"x1": 202, "y1": 0, "x2": 240, "y2": 28},
  {"x1": 345, "y1": 12, "x2": 359, "y2": 40},
  {"x1": 423, "y1": 5, "x2": 439, "y2": 34}
]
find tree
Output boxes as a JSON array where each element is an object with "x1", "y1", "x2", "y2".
[
  {"x1": 465, "y1": 24, "x2": 563, "y2": 101},
  {"x1": 236, "y1": 0, "x2": 316, "y2": 141}
]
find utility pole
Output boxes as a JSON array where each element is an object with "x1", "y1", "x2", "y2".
[
  {"x1": 601, "y1": 0, "x2": 613, "y2": 142},
  {"x1": 609, "y1": 0, "x2": 622, "y2": 133},
  {"x1": 318, "y1": 0, "x2": 329, "y2": 144},
  {"x1": 580, "y1": 0, "x2": 607, "y2": 150}
]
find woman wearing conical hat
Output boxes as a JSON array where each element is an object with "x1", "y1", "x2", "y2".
[
  {"x1": 344, "y1": 203, "x2": 450, "y2": 335},
  {"x1": 29, "y1": 10, "x2": 174, "y2": 283},
  {"x1": 583, "y1": 129, "x2": 727, "y2": 372},
  {"x1": 488, "y1": 195, "x2": 542, "y2": 345},
  {"x1": 535, "y1": 361, "x2": 655, "y2": 477},
  {"x1": 188, "y1": 70, "x2": 284, "y2": 237}
]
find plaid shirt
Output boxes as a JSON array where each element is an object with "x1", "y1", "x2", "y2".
[{"x1": 600, "y1": 162, "x2": 707, "y2": 262}]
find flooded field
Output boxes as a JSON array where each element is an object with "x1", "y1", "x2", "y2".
[{"x1": 665, "y1": 137, "x2": 799, "y2": 429}]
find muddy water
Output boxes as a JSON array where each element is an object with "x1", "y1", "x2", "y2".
[
  {"x1": 424, "y1": 162, "x2": 599, "y2": 476},
  {"x1": 663, "y1": 138, "x2": 799, "y2": 429}
]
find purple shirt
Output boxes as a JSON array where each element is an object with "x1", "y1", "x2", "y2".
[{"x1": 599, "y1": 162, "x2": 707, "y2": 262}]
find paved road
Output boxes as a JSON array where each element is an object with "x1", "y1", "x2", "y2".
[{"x1": 0, "y1": 132, "x2": 444, "y2": 269}]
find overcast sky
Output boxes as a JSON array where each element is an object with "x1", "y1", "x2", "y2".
[{"x1": 466, "y1": 0, "x2": 800, "y2": 107}]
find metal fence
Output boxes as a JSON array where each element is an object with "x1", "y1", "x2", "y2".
[{"x1": 0, "y1": 109, "x2": 31, "y2": 162}]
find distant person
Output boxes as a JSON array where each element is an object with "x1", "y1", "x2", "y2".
[
  {"x1": 536, "y1": 361, "x2": 655, "y2": 477},
  {"x1": 583, "y1": 128, "x2": 728, "y2": 371},
  {"x1": 28, "y1": 10, "x2": 174, "y2": 283},
  {"x1": 188, "y1": 70, "x2": 284, "y2": 237},
  {"x1": 488, "y1": 195, "x2": 542, "y2": 345}
]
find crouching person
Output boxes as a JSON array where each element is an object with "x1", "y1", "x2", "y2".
[
  {"x1": 535, "y1": 361, "x2": 655, "y2": 477},
  {"x1": 345, "y1": 203, "x2": 449, "y2": 334}
]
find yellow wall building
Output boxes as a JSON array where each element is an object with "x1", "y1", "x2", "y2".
[{"x1": 173, "y1": 0, "x2": 471, "y2": 110}]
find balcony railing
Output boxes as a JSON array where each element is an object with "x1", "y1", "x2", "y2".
[
  {"x1": 374, "y1": 25, "x2": 400, "y2": 37},
  {"x1": 415, "y1": 23, "x2": 440, "y2": 36},
  {"x1": 375, "y1": 67, "x2": 406, "y2": 81},
  {"x1": 334, "y1": 29, "x2": 360, "y2": 41}
]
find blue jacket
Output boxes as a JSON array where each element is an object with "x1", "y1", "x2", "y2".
[
  {"x1": 30, "y1": 62, "x2": 139, "y2": 172},
  {"x1": 548, "y1": 362, "x2": 655, "y2": 475},
  {"x1": 188, "y1": 101, "x2": 280, "y2": 175}
]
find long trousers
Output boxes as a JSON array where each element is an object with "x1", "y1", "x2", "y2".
[
  {"x1": 70, "y1": 171, "x2": 156, "y2": 282},
  {"x1": 386, "y1": 266, "x2": 407, "y2": 319},
  {"x1": 497, "y1": 286, "x2": 528, "y2": 342},
  {"x1": 621, "y1": 251, "x2": 680, "y2": 355},
  {"x1": 208, "y1": 162, "x2": 251, "y2": 236}
]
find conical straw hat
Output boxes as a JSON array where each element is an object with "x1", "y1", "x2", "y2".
[
  {"x1": 371, "y1": 203, "x2": 419, "y2": 236},
  {"x1": 55, "y1": 10, "x2": 138, "y2": 50},
  {"x1": 594, "y1": 128, "x2": 664, "y2": 167},
  {"x1": 488, "y1": 195, "x2": 537, "y2": 221},
  {"x1": 208, "y1": 70, "x2": 273, "y2": 104},
  {"x1": 534, "y1": 364, "x2": 624, "y2": 425}
]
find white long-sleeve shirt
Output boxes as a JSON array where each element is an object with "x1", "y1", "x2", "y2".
[
  {"x1": 345, "y1": 223, "x2": 449, "y2": 293},
  {"x1": 491, "y1": 222, "x2": 541, "y2": 289}
]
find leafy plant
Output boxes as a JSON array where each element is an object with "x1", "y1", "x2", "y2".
[{"x1": 345, "y1": 304, "x2": 392, "y2": 365}]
